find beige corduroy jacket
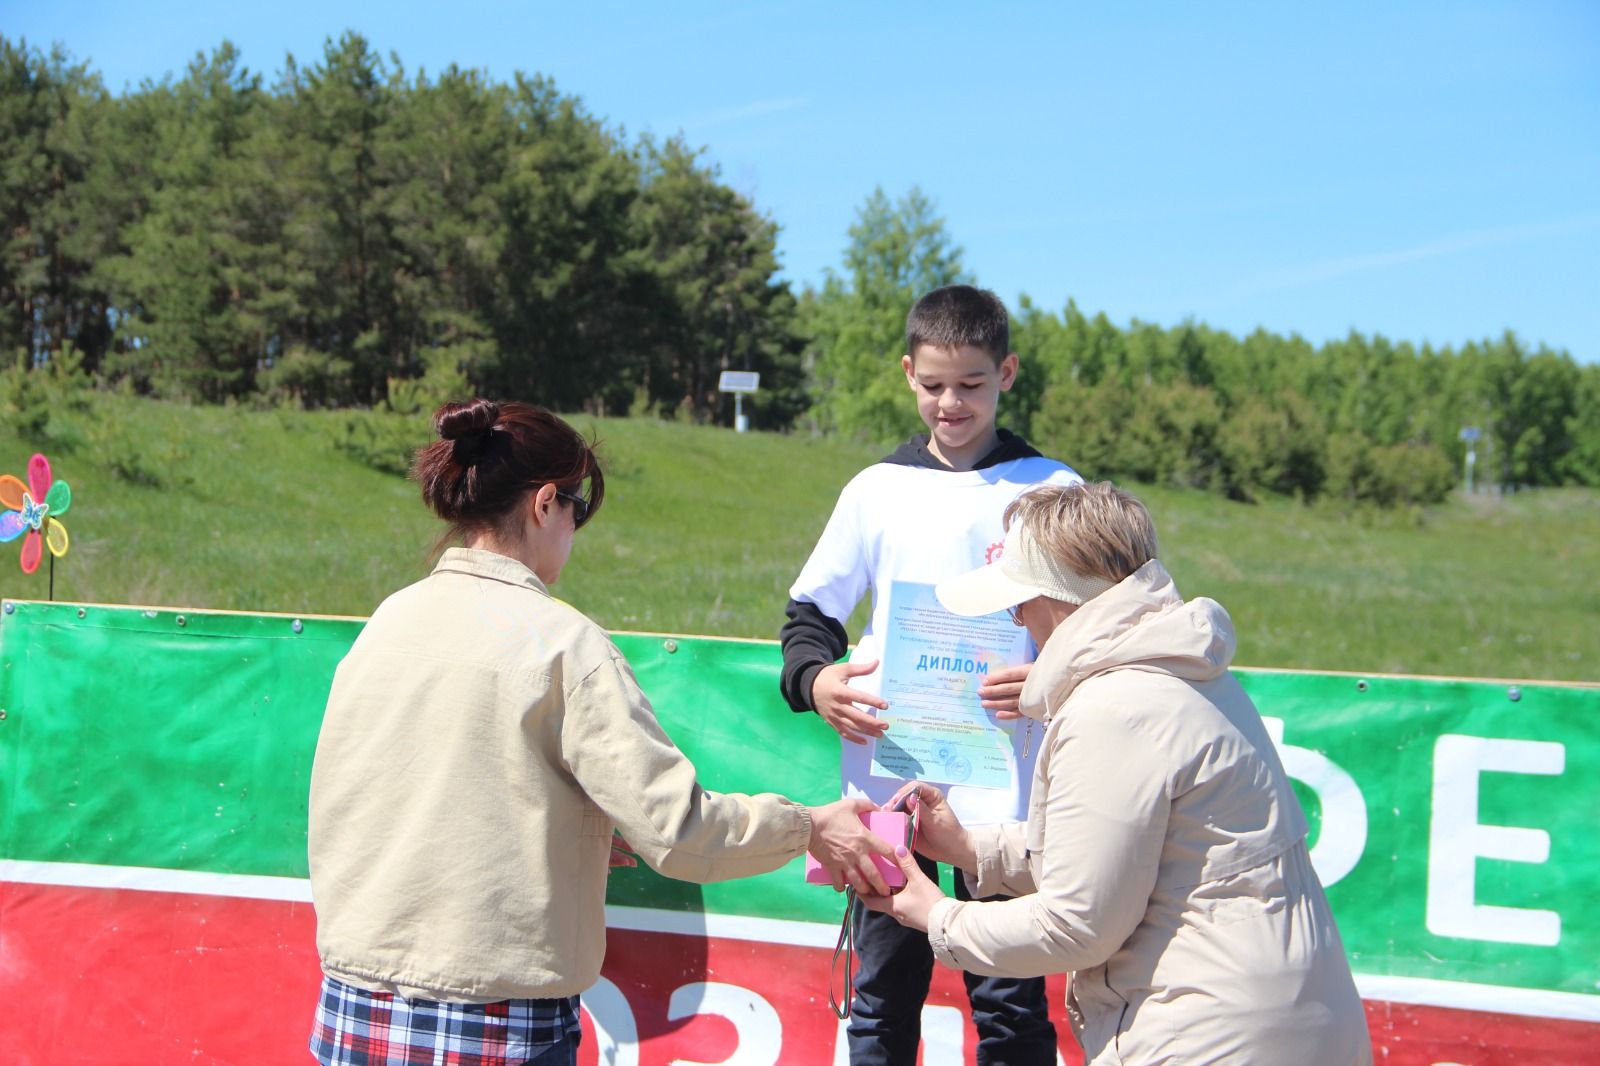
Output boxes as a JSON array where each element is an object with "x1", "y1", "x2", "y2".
[
  {"x1": 308, "y1": 548, "x2": 811, "y2": 1002},
  {"x1": 927, "y1": 560, "x2": 1372, "y2": 1065}
]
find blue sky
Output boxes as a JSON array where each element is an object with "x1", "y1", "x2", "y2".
[{"x1": 9, "y1": 1, "x2": 1598, "y2": 361}]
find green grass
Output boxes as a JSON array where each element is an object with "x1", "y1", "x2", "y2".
[
  {"x1": 2, "y1": 394, "x2": 1594, "y2": 683},
  {"x1": 1149, "y1": 485, "x2": 1597, "y2": 682}
]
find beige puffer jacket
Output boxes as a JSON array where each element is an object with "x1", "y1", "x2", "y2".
[{"x1": 926, "y1": 560, "x2": 1372, "y2": 1065}]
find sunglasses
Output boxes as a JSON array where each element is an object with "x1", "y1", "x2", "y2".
[
  {"x1": 554, "y1": 488, "x2": 591, "y2": 529},
  {"x1": 1007, "y1": 601, "x2": 1028, "y2": 626}
]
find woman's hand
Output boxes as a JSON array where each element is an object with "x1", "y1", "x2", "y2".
[
  {"x1": 811, "y1": 660, "x2": 890, "y2": 745},
  {"x1": 856, "y1": 846, "x2": 946, "y2": 932},
  {"x1": 977, "y1": 663, "x2": 1030, "y2": 720},
  {"x1": 887, "y1": 781, "x2": 975, "y2": 871},
  {"x1": 807, "y1": 797, "x2": 895, "y2": 896}
]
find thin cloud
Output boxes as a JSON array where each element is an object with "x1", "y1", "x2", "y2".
[
  {"x1": 666, "y1": 96, "x2": 808, "y2": 133},
  {"x1": 1233, "y1": 213, "x2": 1600, "y2": 299}
]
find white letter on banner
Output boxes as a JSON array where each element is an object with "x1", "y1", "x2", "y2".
[
  {"x1": 919, "y1": 1004, "x2": 966, "y2": 1065},
  {"x1": 1263, "y1": 717, "x2": 1368, "y2": 886},
  {"x1": 1427, "y1": 735, "x2": 1565, "y2": 946},
  {"x1": 579, "y1": 976, "x2": 639, "y2": 1066},
  {"x1": 666, "y1": 982, "x2": 781, "y2": 1066}
]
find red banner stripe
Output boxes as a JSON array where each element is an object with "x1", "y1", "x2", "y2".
[{"x1": 2, "y1": 881, "x2": 1594, "y2": 1065}]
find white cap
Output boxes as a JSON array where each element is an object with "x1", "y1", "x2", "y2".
[{"x1": 936, "y1": 521, "x2": 1117, "y2": 617}]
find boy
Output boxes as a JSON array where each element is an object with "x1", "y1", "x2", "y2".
[{"x1": 780, "y1": 285, "x2": 1079, "y2": 1065}]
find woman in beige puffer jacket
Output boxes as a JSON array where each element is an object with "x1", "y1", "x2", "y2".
[{"x1": 862, "y1": 482, "x2": 1372, "y2": 1066}]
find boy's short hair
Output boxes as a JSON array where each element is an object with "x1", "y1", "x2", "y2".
[
  {"x1": 1004, "y1": 482, "x2": 1159, "y2": 587},
  {"x1": 905, "y1": 284, "x2": 1010, "y2": 365}
]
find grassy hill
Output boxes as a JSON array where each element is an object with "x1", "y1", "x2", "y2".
[{"x1": 1, "y1": 394, "x2": 1594, "y2": 683}]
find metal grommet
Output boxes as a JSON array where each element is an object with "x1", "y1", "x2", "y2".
[
  {"x1": 1507, "y1": 686, "x2": 1522, "y2": 703},
  {"x1": 3, "y1": 602, "x2": 13, "y2": 615},
  {"x1": 0, "y1": 709, "x2": 8, "y2": 721},
  {"x1": 663, "y1": 639, "x2": 679, "y2": 653},
  {"x1": 292, "y1": 619, "x2": 304, "y2": 634},
  {"x1": 1356, "y1": 679, "x2": 1369, "y2": 692},
  {"x1": 176, "y1": 615, "x2": 187, "y2": 627},
  {"x1": 77, "y1": 608, "x2": 87, "y2": 618}
]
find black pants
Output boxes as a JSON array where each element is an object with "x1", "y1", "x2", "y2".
[{"x1": 847, "y1": 851, "x2": 1058, "y2": 1065}]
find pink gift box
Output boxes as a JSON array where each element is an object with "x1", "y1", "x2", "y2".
[{"x1": 803, "y1": 810, "x2": 911, "y2": 888}]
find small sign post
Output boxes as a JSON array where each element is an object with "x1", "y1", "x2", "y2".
[
  {"x1": 1458, "y1": 426, "x2": 1480, "y2": 494},
  {"x1": 718, "y1": 370, "x2": 760, "y2": 433}
]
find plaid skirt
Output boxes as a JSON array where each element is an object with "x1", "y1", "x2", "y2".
[{"x1": 310, "y1": 974, "x2": 581, "y2": 1066}]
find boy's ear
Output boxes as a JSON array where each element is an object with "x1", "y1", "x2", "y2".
[
  {"x1": 901, "y1": 353, "x2": 915, "y2": 386},
  {"x1": 999, "y1": 352, "x2": 1019, "y2": 392}
]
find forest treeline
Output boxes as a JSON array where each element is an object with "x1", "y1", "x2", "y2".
[{"x1": 4, "y1": 33, "x2": 1597, "y2": 506}]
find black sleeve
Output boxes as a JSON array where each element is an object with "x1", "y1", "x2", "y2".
[{"x1": 778, "y1": 598, "x2": 850, "y2": 713}]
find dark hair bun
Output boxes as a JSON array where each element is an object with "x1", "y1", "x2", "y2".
[
  {"x1": 435, "y1": 399, "x2": 500, "y2": 441},
  {"x1": 413, "y1": 399, "x2": 604, "y2": 536}
]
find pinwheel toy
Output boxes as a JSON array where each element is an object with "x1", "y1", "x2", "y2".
[{"x1": 1, "y1": 453, "x2": 72, "y2": 576}]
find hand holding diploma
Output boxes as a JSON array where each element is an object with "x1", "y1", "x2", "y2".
[
  {"x1": 977, "y1": 662, "x2": 1032, "y2": 720},
  {"x1": 812, "y1": 659, "x2": 891, "y2": 745}
]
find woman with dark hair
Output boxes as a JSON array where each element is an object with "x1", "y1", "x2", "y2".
[{"x1": 307, "y1": 399, "x2": 892, "y2": 1066}]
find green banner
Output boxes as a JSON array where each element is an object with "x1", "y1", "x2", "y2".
[
  {"x1": 1, "y1": 598, "x2": 1596, "y2": 1004},
  {"x1": 1237, "y1": 670, "x2": 1593, "y2": 997}
]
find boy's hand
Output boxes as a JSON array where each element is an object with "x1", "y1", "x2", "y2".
[
  {"x1": 978, "y1": 662, "x2": 1030, "y2": 719},
  {"x1": 856, "y1": 846, "x2": 945, "y2": 931},
  {"x1": 807, "y1": 797, "x2": 895, "y2": 896},
  {"x1": 886, "y1": 781, "x2": 976, "y2": 870},
  {"x1": 811, "y1": 660, "x2": 890, "y2": 745}
]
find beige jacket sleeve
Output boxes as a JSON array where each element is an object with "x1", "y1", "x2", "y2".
[
  {"x1": 929, "y1": 703, "x2": 1170, "y2": 976},
  {"x1": 559, "y1": 645, "x2": 812, "y2": 883},
  {"x1": 965, "y1": 821, "x2": 1036, "y2": 898}
]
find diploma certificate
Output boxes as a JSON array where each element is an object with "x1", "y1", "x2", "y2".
[{"x1": 867, "y1": 580, "x2": 1030, "y2": 790}]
